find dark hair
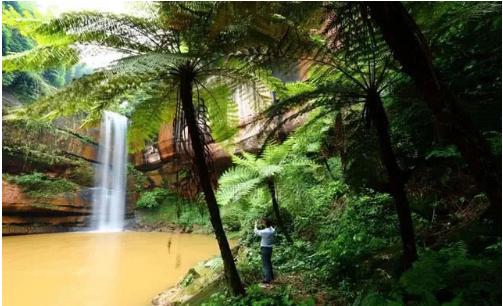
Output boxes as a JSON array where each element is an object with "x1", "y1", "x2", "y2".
[{"x1": 263, "y1": 218, "x2": 273, "y2": 228}]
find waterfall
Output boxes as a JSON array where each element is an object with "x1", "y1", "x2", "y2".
[{"x1": 92, "y1": 111, "x2": 128, "y2": 231}]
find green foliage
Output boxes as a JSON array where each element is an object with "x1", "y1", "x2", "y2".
[
  {"x1": 177, "y1": 206, "x2": 209, "y2": 229},
  {"x1": 3, "y1": 71, "x2": 56, "y2": 103},
  {"x1": 410, "y1": 2, "x2": 502, "y2": 133},
  {"x1": 222, "y1": 206, "x2": 243, "y2": 231},
  {"x1": 360, "y1": 242, "x2": 502, "y2": 306},
  {"x1": 217, "y1": 152, "x2": 278, "y2": 207},
  {"x1": 127, "y1": 164, "x2": 149, "y2": 193},
  {"x1": 66, "y1": 163, "x2": 94, "y2": 186},
  {"x1": 3, "y1": 3, "x2": 284, "y2": 152},
  {"x1": 3, "y1": 44, "x2": 79, "y2": 73},
  {"x1": 137, "y1": 191, "x2": 210, "y2": 231},
  {"x1": 136, "y1": 188, "x2": 170, "y2": 209},
  {"x1": 202, "y1": 285, "x2": 315, "y2": 306},
  {"x1": 2, "y1": 2, "x2": 502, "y2": 305},
  {"x1": 180, "y1": 268, "x2": 201, "y2": 288},
  {"x1": 2, "y1": 2, "x2": 35, "y2": 56},
  {"x1": 359, "y1": 294, "x2": 402, "y2": 306},
  {"x1": 425, "y1": 146, "x2": 462, "y2": 161},
  {"x1": 485, "y1": 131, "x2": 502, "y2": 155},
  {"x1": 217, "y1": 141, "x2": 320, "y2": 209},
  {"x1": 2, "y1": 2, "x2": 85, "y2": 103},
  {"x1": 300, "y1": 192, "x2": 398, "y2": 280},
  {"x1": 5, "y1": 172, "x2": 77, "y2": 197},
  {"x1": 2, "y1": 145, "x2": 80, "y2": 170},
  {"x1": 399, "y1": 242, "x2": 501, "y2": 306},
  {"x1": 203, "y1": 84, "x2": 239, "y2": 149}
]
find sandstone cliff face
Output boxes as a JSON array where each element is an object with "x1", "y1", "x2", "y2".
[
  {"x1": 2, "y1": 117, "x2": 99, "y2": 235},
  {"x1": 2, "y1": 181, "x2": 92, "y2": 235}
]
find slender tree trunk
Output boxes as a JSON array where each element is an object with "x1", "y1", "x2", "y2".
[
  {"x1": 322, "y1": 157, "x2": 335, "y2": 180},
  {"x1": 179, "y1": 64, "x2": 245, "y2": 296},
  {"x1": 367, "y1": 89, "x2": 418, "y2": 269},
  {"x1": 266, "y1": 178, "x2": 293, "y2": 243},
  {"x1": 367, "y1": 2, "x2": 501, "y2": 231}
]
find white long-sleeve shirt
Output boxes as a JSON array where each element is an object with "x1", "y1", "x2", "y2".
[{"x1": 254, "y1": 225, "x2": 276, "y2": 247}]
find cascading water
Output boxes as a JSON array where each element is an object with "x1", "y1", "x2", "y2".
[{"x1": 92, "y1": 111, "x2": 128, "y2": 231}]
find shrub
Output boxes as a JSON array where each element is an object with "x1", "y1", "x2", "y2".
[
  {"x1": 136, "y1": 188, "x2": 170, "y2": 209},
  {"x1": 359, "y1": 242, "x2": 502, "y2": 306},
  {"x1": 177, "y1": 206, "x2": 209, "y2": 228},
  {"x1": 137, "y1": 191, "x2": 211, "y2": 231},
  {"x1": 222, "y1": 206, "x2": 243, "y2": 231},
  {"x1": 398, "y1": 242, "x2": 501, "y2": 306},
  {"x1": 236, "y1": 247, "x2": 265, "y2": 285}
]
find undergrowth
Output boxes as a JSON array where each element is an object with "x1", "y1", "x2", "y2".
[{"x1": 136, "y1": 188, "x2": 211, "y2": 231}]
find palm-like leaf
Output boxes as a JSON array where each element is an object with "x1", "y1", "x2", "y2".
[
  {"x1": 216, "y1": 166, "x2": 259, "y2": 205},
  {"x1": 200, "y1": 84, "x2": 239, "y2": 146},
  {"x1": 38, "y1": 11, "x2": 166, "y2": 53},
  {"x1": 3, "y1": 45, "x2": 79, "y2": 73}
]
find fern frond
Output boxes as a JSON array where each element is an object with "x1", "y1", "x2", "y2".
[
  {"x1": 231, "y1": 152, "x2": 260, "y2": 173},
  {"x1": 218, "y1": 177, "x2": 262, "y2": 206},
  {"x1": 22, "y1": 70, "x2": 156, "y2": 124},
  {"x1": 105, "y1": 53, "x2": 190, "y2": 76},
  {"x1": 38, "y1": 11, "x2": 165, "y2": 53},
  {"x1": 258, "y1": 164, "x2": 282, "y2": 179},
  {"x1": 198, "y1": 83, "x2": 239, "y2": 149},
  {"x1": 216, "y1": 166, "x2": 260, "y2": 205},
  {"x1": 218, "y1": 166, "x2": 256, "y2": 187},
  {"x1": 127, "y1": 81, "x2": 178, "y2": 152},
  {"x1": 3, "y1": 45, "x2": 79, "y2": 73},
  {"x1": 260, "y1": 143, "x2": 288, "y2": 164}
]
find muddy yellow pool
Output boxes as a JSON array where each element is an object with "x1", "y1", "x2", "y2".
[{"x1": 3, "y1": 232, "x2": 223, "y2": 306}]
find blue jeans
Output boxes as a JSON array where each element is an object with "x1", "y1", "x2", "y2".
[{"x1": 261, "y1": 246, "x2": 273, "y2": 283}]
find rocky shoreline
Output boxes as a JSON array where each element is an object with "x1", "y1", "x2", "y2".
[{"x1": 152, "y1": 245, "x2": 243, "y2": 306}]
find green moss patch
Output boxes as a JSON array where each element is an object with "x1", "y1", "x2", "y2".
[{"x1": 5, "y1": 172, "x2": 78, "y2": 198}]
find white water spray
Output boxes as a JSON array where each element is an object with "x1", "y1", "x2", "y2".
[{"x1": 92, "y1": 111, "x2": 128, "y2": 231}]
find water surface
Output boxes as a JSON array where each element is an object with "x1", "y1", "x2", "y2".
[{"x1": 3, "y1": 232, "x2": 222, "y2": 306}]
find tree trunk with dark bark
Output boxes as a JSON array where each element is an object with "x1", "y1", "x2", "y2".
[
  {"x1": 179, "y1": 63, "x2": 245, "y2": 296},
  {"x1": 322, "y1": 158, "x2": 335, "y2": 180},
  {"x1": 367, "y1": 2, "x2": 501, "y2": 232},
  {"x1": 266, "y1": 178, "x2": 293, "y2": 243},
  {"x1": 367, "y1": 89, "x2": 418, "y2": 269}
]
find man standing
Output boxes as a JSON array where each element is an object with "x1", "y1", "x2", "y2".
[{"x1": 254, "y1": 218, "x2": 276, "y2": 285}]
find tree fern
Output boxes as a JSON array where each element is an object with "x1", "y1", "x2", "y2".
[{"x1": 5, "y1": 13, "x2": 287, "y2": 153}]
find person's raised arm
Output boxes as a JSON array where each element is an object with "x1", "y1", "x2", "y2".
[{"x1": 254, "y1": 220, "x2": 261, "y2": 236}]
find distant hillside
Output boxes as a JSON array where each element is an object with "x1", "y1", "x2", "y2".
[{"x1": 2, "y1": 1, "x2": 92, "y2": 103}]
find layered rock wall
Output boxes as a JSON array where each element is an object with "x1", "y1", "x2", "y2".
[
  {"x1": 2, "y1": 181, "x2": 92, "y2": 234},
  {"x1": 2, "y1": 116, "x2": 99, "y2": 235}
]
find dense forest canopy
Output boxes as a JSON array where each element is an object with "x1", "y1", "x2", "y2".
[{"x1": 2, "y1": 2, "x2": 501, "y2": 305}]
